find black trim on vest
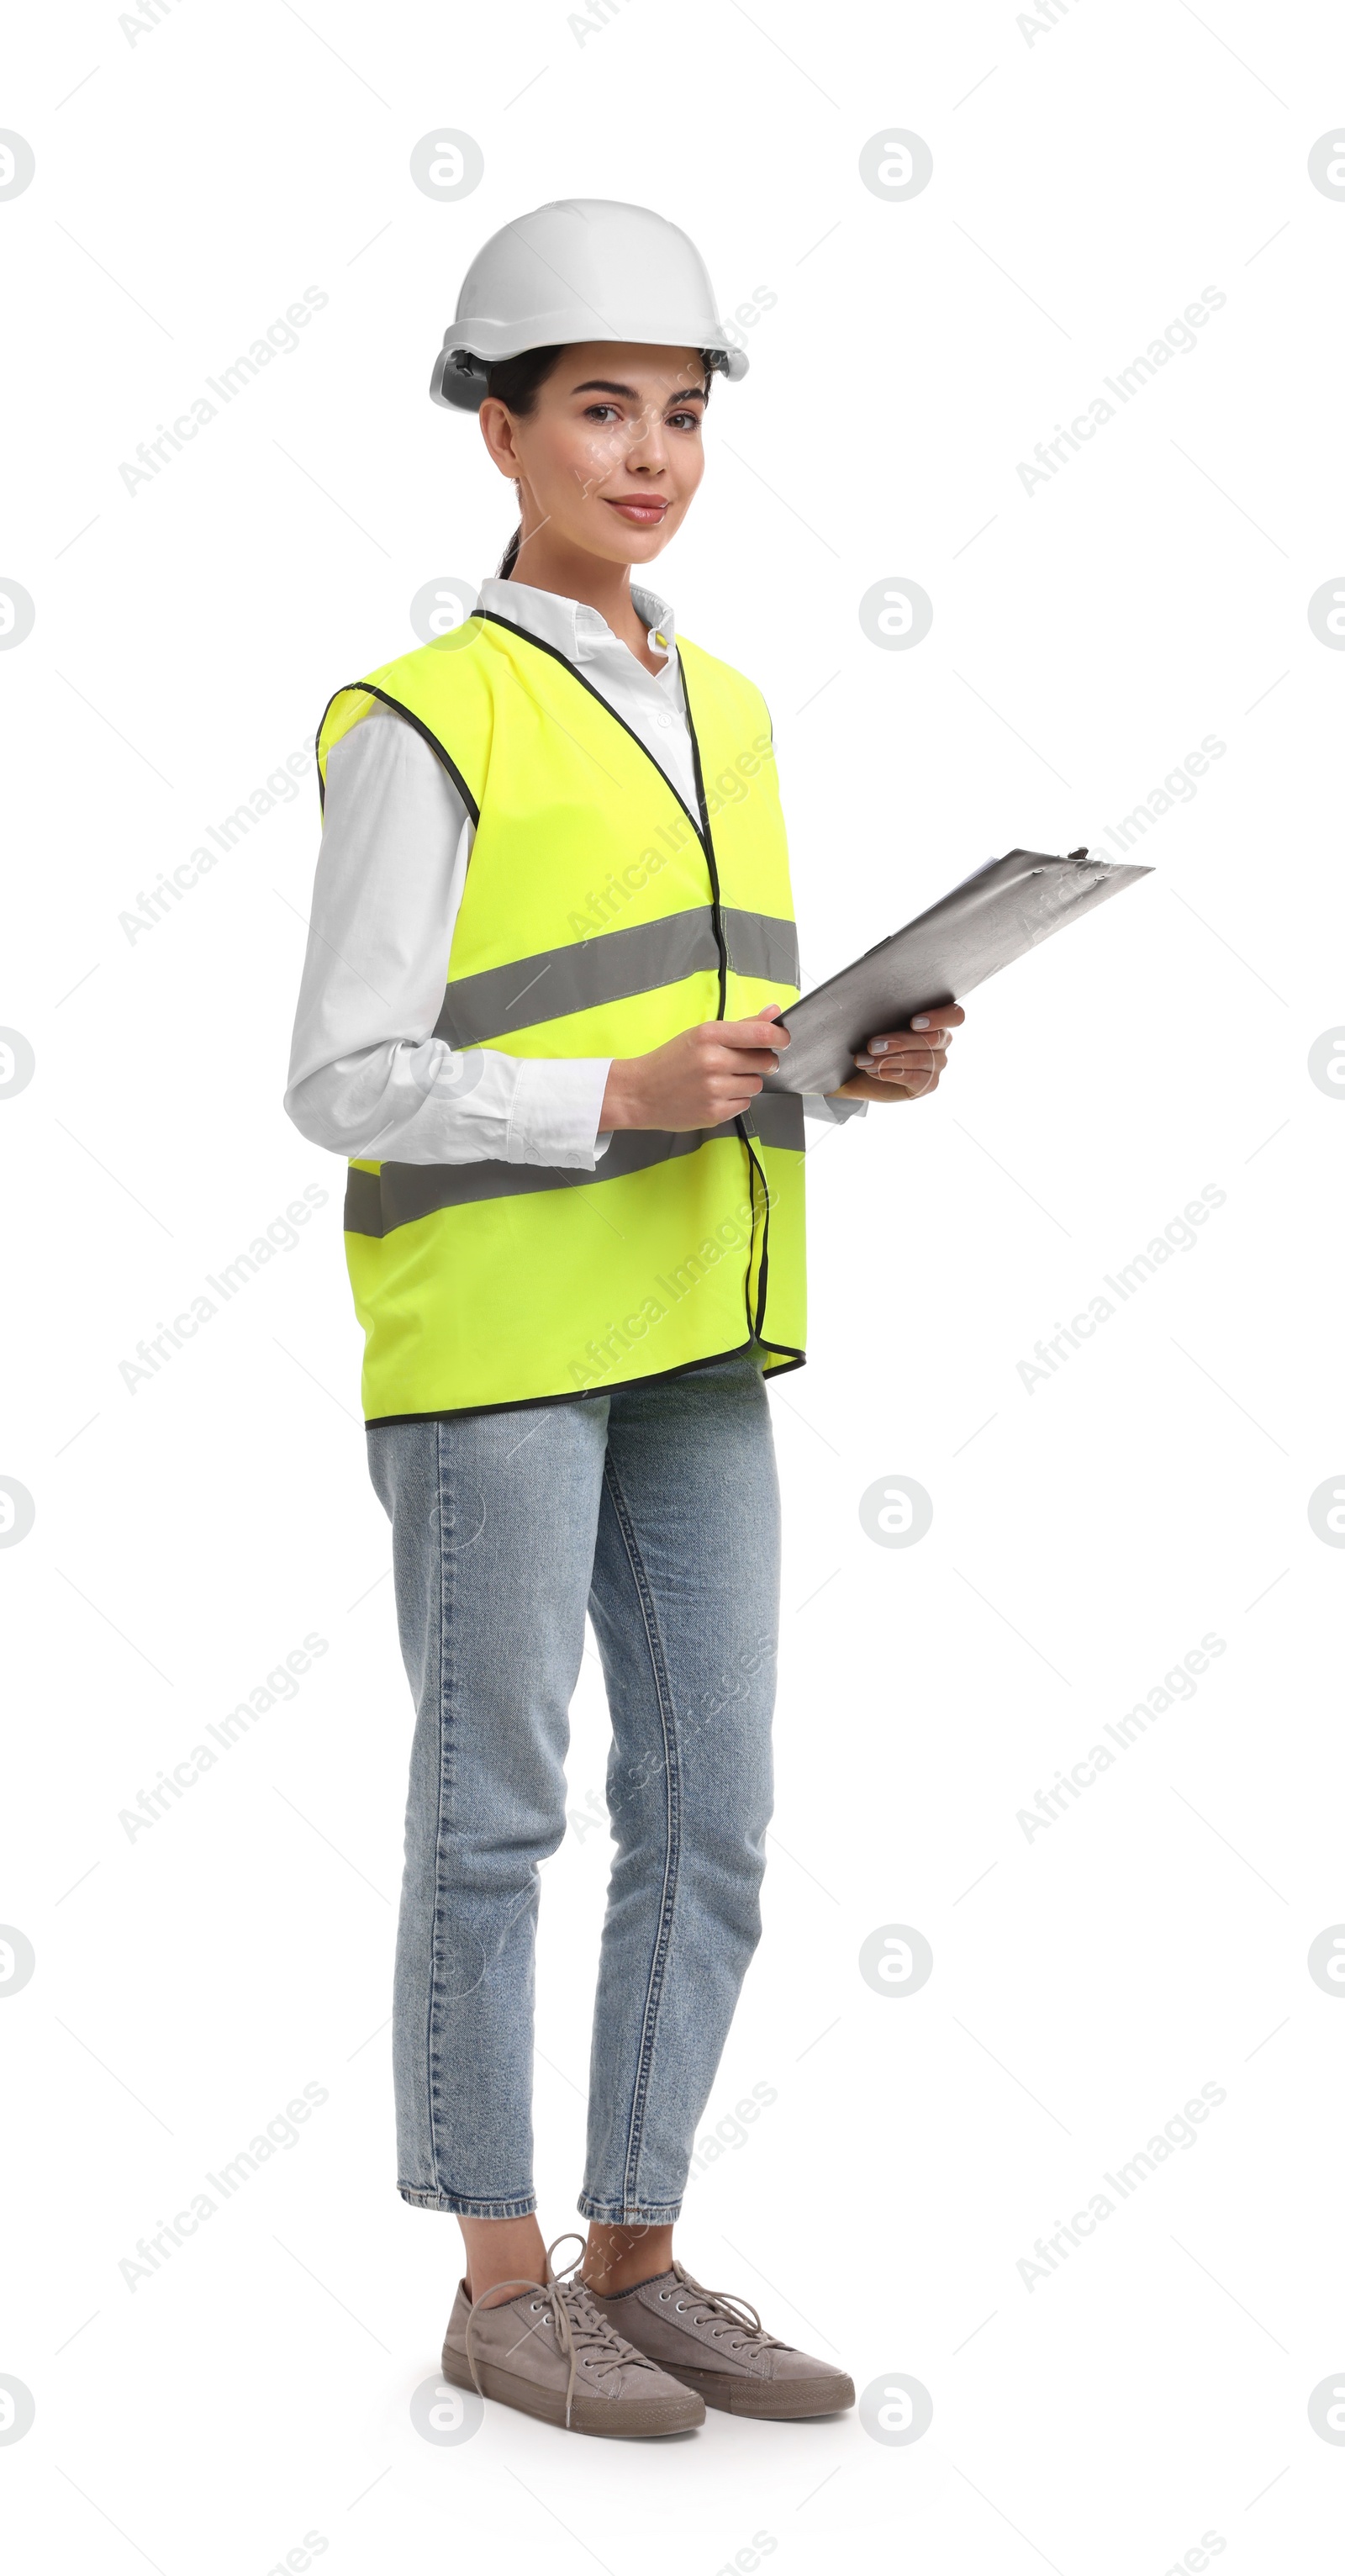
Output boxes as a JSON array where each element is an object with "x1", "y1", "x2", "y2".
[
  {"x1": 740, "y1": 1127, "x2": 773, "y2": 1339},
  {"x1": 314, "y1": 682, "x2": 481, "y2": 826},
  {"x1": 361, "y1": 1337, "x2": 806, "y2": 1428},
  {"x1": 680, "y1": 657, "x2": 730, "y2": 1021},
  {"x1": 678, "y1": 646, "x2": 777, "y2": 1346},
  {"x1": 477, "y1": 610, "x2": 714, "y2": 862}
]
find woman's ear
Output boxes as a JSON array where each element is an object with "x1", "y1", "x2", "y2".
[{"x1": 478, "y1": 398, "x2": 523, "y2": 480}]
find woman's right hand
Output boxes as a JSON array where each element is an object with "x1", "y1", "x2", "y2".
[{"x1": 600, "y1": 1007, "x2": 789, "y2": 1132}]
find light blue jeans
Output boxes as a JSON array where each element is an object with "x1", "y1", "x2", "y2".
[{"x1": 367, "y1": 1349, "x2": 780, "y2": 2225}]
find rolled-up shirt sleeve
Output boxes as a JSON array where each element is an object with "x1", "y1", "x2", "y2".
[{"x1": 283, "y1": 713, "x2": 613, "y2": 1168}]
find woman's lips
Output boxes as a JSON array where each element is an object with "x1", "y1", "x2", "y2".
[{"x1": 602, "y1": 498, "x2": 668, "y2": 524}]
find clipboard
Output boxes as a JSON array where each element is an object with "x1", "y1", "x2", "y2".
[{"x1": 762, "y1": 847, "x2": 1152, "y2": 1098}]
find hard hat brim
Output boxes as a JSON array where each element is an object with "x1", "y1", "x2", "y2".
[{"x1": 430, "y1": 334, "x2": 748, "y2": 412}]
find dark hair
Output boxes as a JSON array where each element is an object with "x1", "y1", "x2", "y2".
[
  {"x1": 483, "y1": 344, "x2": 567, "y2": 414},
  {"x1": 483, "y1": 345, "x2": 715, "y2": 579},
  {"x1": 483, "y1": 347, "x2": 564, "y2": 575}
]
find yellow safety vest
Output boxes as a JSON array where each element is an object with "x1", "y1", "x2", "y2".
[{"x1": 316, "y1": 610, "x2": 807, "y2": 1422}]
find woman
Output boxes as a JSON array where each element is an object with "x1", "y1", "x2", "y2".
[{"x1": 285, "y1": 198, "x2": 962, "y2": 2437}]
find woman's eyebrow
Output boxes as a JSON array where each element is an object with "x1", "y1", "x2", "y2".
[{"x1": 570, "y1": 378, "x2": 708, "y2": 404}]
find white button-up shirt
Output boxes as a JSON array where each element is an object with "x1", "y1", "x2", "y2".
[{"x1": 284, "y1": 576, "x2": 860, "y2": 1167}]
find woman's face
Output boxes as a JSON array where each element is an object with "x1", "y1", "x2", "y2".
[{"x1": 479, "y1": 341, "x2": 708, "y2": 568}]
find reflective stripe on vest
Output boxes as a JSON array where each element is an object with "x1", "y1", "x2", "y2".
[
  {"x1": 430, "y1": 905, "x2": 799, "y2": 1048},
  {"x1": 316, "y1": 614, "x2": 807, "y2": 1421}
]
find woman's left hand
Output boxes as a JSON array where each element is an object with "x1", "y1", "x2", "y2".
[{"x1": 831, "y1": 1005, "x2": 966, "y2": 1103}]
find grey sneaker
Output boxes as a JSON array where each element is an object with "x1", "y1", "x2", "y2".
[
  {"x1": 440, "y1": 2237, "x2": 704, "y2": 2439},
  {"x1": 589, "y1": 2257, "x2": 856, "y2": 2419}
]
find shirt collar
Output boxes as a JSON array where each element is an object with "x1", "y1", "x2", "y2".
[{"x1": 477, "y1": 575, "x2": 678, "y2": 671}]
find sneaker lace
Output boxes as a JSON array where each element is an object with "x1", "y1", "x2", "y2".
[
  {"x1": 464, "y1": 2234, "x2": 661, "y2": 2429},
  {"x1": 663, "y1": 2257, "x2": 789, "y2": 2357}
]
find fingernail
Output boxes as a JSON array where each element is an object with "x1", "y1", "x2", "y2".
[
  {"x1": 868, "y1": 1038, "x2": 890, "y2": 1054},
  {"x1": 910, "y1": 1016, "x2": 930, "y2": 1029}
]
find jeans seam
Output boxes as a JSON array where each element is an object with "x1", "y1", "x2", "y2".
[
  {"x1": 576, "y1": 2190, "x2": 683, "y2": 2224},
  {"x1": 599, "y1": 1451, "x2": 682, "y2": 2217},
  {"x1": 399, "y1": 2183, "x2": 538, "y2": 2218},
  {"x1": 425, "y1": 1417, "x2": 452, "y2": 2199}
]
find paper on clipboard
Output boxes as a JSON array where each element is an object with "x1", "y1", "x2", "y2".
[{"x1": 762, "y1": 847, "x2": 1152, "y2": 1098}]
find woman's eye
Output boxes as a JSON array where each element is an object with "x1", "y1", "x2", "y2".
[
  {"x1": 583, "y1": 404, "x2": 621, "y2": 423},
  {"x1": 667, "y1": 411, "x2": 701, "y2": 431}
]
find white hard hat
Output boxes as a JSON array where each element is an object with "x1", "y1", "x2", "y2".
[{"x1": 430, "y1": 198, "x2": 749, "y2": 412}]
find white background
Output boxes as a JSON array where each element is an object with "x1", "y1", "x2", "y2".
[{"x1": 3, "y1": 3, "x2": 1344, "y2": 2570}]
